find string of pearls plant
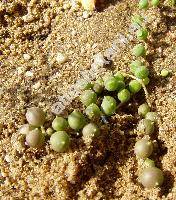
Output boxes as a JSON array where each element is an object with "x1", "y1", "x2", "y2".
[
  {"x1": 17, "y1": 0, "x2": 175, "y2": 190},
  {"x1": 132, "y1": 0, "x2": 169, "y2": 189}
]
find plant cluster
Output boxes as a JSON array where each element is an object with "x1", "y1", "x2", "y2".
[
  {"x1": 133, "y1": 0, "x2": 164, "y2": 188},
  {"x1": 16, "y1": 0, "x2": 176, "y2": 190}
]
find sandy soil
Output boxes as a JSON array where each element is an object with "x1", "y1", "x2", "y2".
[{"x1": 0, "y1": 0, "x2": 176, "y2": 199}]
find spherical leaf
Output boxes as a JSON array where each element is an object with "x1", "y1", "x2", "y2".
[
  {"x1": 68, "y1": 110, "x2": 86, "y2": 130},
  {"x1": 134, "y1": 138, "x2": 153, "y2": 159},
  {"x1": 101, "y1": 96, "x2": 117, "y2": 116},
  {"x1": 26, "y1": 128, "x2": 45, "y2": 148},
  {"x1": 50, "y1": 131, "x2": 70, "y2": 152},
  {"x1": 26, "y1": 107, "x2": 46, "y2": 127},
  {"x1": 139, "y1": 167, "x2": 164, "y2": 188}
]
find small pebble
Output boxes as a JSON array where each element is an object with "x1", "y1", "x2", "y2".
[
  {"x1": 25, "y1": 71, "x2": 34, "y2": 77},
  {"x1": 22, "y1": 14, "x2": 34, "y2": 23},
  {"x1": 160, "y1": 69, "x2": 169, "y2": 77},
  {"x1": 4, "y1": 155, "x2": 12, "y2": 163},
  {"x1": 17, "y1": 67, "x2": 24, "y2": 75},
  {"x1": 32, "y1": 82, "x2": 41, "y2": 90},
  {"x1": 23, "y1": 53, "x2": 31, "y2": 60},
  {"x1": 56, "y1": 52, "x2": 68, "y2": 64}
]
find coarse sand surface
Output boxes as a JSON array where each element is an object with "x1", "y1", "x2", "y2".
[{"x1": 0, "y1": 0, "x2": 176, "y2": 199}]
